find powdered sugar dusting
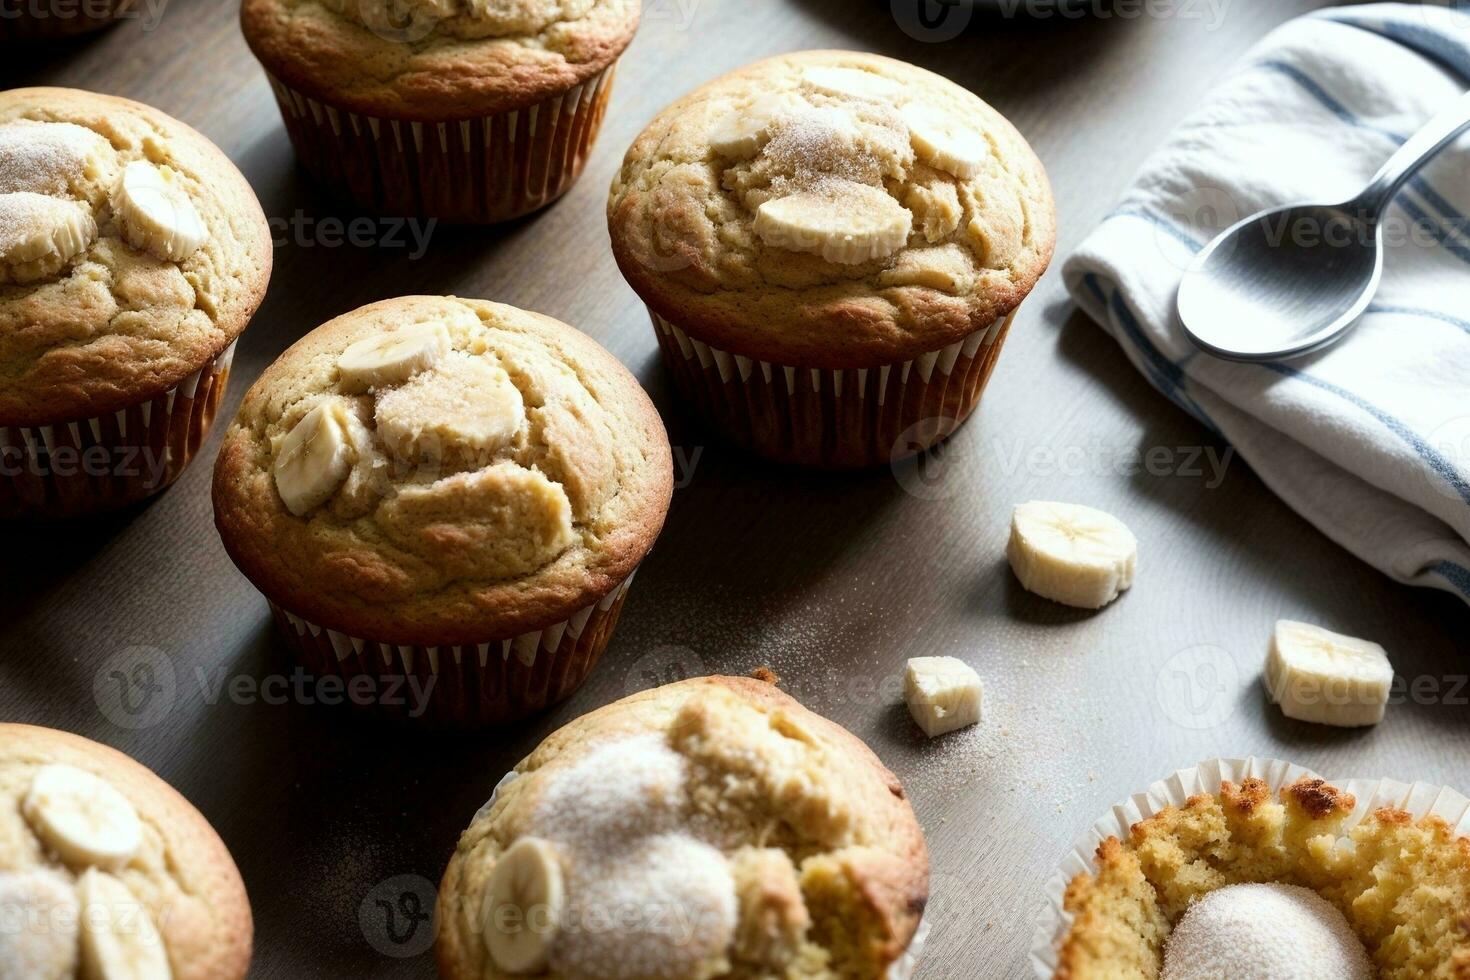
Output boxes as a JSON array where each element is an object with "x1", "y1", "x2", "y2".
[
  {"x1": 531, "y1": 734, "x2": 738, "y2": 980},
  {"x1": 0, "y1": 121, "x2": 107, "y2": 197},
  {"x1": 1162, "y1": 883, "x2": 1373, "y2": 979}
]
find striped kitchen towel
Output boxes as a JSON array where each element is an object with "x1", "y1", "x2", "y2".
[{"x1": 1063, "y1": 2, "x2": 1470, "y2": 604}]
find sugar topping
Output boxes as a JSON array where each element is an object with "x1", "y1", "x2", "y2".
[
  {"x1": 0, "y1": 121, "x2": 112, "y2": 198},
  {"x1": 550, "y1": 834, "x2": 738, "y2": 980},
  {"x1": 530, "y1": 733, "x2": 739, "y2": 979},
  {"x1": 1162, "y1": 883, "x2": 1373, "y2": 980}
]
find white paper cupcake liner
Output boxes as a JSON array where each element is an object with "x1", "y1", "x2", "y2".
[
  {"x1": 264, "y1": 65, "x2": 617, "y2": 223},
  {"x1": 0, "y1": 339, "x2": 236, "y2": 518},
  {"x1": 474, "y1": 769, "x2": 930, "y2": 978},
  {"x1": 648, "y1": 307, "x2": 1017, "y2": 468},
  {"x1": 267, "y1": 570, "x2": 636, "y2": 727},
  {"x1": 1030, "y1": 756, "x2": 1470, "y2": 978}
]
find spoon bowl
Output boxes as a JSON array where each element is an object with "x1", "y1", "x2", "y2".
[{"x1": 1178, "y1": 204, "x2": 1383, "y2": 362}]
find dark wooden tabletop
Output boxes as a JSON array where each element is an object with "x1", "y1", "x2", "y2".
[{"x1": 3, "y1": 0, "x2": 1467, "y2": 976}]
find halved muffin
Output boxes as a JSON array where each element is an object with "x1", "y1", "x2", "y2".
[{"x1": 1056, "y1": 777, "x2": 1470, "y2": 978}]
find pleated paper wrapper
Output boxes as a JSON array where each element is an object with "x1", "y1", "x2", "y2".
[
  {"x1": 269, "y1": 571, "x2": 636, "y2": 728},
  {"x1": 474, "y1": 763, "x2": 931, "y2": 977},
  {"x1": 0, "y1": 340, "x2": 236, "y2": 518},
  {"x1": 649, "y1": 307, "x2": 1017, "y2": 468},
  {"x1": 1030, "y1": 756, "x2": 1470, "y2": 978},
  {"x1": 265, "y1": 65, "x2": 618, "y2": 224}
]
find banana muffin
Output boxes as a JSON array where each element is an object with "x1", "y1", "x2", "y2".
[
  {"x1": 0, "y1": 87, "x2": 271, "y2": 518},
  {"x1": 608, "y1": 51, "x2": 1055, "y2": 468},
  {"x1": 212, "y1": 295, "x2": 673, "y2": 727},
  {"x1": 436, "y1": 674, "x2": 930, "y2": 979},
  {"x1": 240, "y1": 0, "x2": 639, "y2": 223},
  {"x1": 0, "y1": 723, "x2": 252, "y2": 979},
  {"x1": 1056, "y1": 777, "x2": 1470, "y2": 978}
]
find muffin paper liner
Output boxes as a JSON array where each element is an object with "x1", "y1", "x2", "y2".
[
  {"x1": 473, "y1": 771, "x2": 930, "y2": 978},
  {"x1": 0, "y1": 340, "x2": 236, "y2": 519},
  {"x1": 267, "y1": 570, "x2": 636, "y2": 728},
  {"x1": 263, "y1": 65, "x2": 617, "y2": 223},
  {"x1": 1030, "y1": 756, "x2": 1470, "y2": 978},
  {"x1": 648, "y1": 307, "x2": 1017, "y2": 468}
]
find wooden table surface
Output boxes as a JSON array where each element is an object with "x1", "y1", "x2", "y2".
[{"x1": 4, "y1": 0, "x2": 1467, "y2": 976}]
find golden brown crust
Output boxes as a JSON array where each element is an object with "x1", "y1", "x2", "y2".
[
  {"x1": 607, "y1": 51, "x2": 1056, "y2": 369},
  {"x1": 213, "y1": 295, "x2": 673, "y2": 644},
  {"x1": 240, "y1": 0, "x2": 639, "y2": 122},
  {"x1": 0, "y1": 88, "x2": 272, "y2": 426},
  {"x1": 0, "y1": 724, "x2": 252, "y2": 980},
  {"x1": 435, "y1": 675, "x2": 929, "y2": 980},
  {"x1": 1283, "y1": 777, "x2": 1356, "y2": 820}
]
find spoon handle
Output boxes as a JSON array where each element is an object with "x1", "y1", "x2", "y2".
[{"x1": 1360, "y1": 89, "x2": 1470, "y2": 219}]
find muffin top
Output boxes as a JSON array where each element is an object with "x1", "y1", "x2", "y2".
[
  {"x1": 1057, "y1": 776, "x2": 1470, "y2": 980},
  {"x1": 240, "y1": 0, "x2": 640, "y2": 121},
  {"x1": 608, "y1": 51, "x2": 1056, "y2": 368},
  {"x1": 0, "y1": 88, "x2": 272, "y2": 427},
  {"x1": 213, "y1": 295, "x2": 672, "y2": 644},
  {"x1": 436, "y1": 675, "x2": 930, "y2": 980},
  {"x1": 0, "y1": 724, "x2": 251, "y2": 980}
]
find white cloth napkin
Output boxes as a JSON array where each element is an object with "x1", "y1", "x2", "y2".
[{"x1": 1064, "y1": 2, "x2": 1470, "y2": 605}]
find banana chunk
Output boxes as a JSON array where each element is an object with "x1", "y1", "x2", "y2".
[
  {"x1": 755, "y1": 181, "x2": 912, "y2": 265},
  {"x1": 22, "y1": 764, "x2": 143, "y2": 871},
  {"x1": 483, "y1": 837, "x2": 565, "y2": 973},
  {"x1": 1265, "y1": 621, "x2": 1394, "y2": 728},
  {"x1": 113, "y1": 161, "x2": 207, "y2": 262},
  {"x1": 709, "y1": 94, "x2": 797, "y2": 159},
  {"x1": 1007, "y1": 501, "x2": 1138, "y2": 609},
  {"x1": 273, "y1": 401, "x2": 359, "y2": 517},
  {"x1": 905, "y1": 656, "x2": 983, "y2": 737},
  {"x1": 903, "y1": 103, "x2": 989, "y2": 179},
  {"x1": 77, "y1": 870, "x2": 172, "y2": 980},
  {"x1": 0, "y1": 192, "x2": 96, "y2": 285},
  {"x1": 375, "y1": 351, "x2": 525, "y2": 467},
  {"x1": 0, "y1": 869, "x2": 80, "y2": 979},
  {"x1": 338, "y1": 321, "x2": 452, "y2": 393},
  {"x1": 801, "y1": 66, "x2": 904, "y2": 102}
]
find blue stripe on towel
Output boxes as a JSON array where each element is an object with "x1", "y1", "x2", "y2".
[
  {"x1": 1259, "y1": 363, "x2": 1470, "y2": 507},
  {"x1": 1317, "y1": 10, "x2": 1470, "y2": 83},
  {"x1": 1431, "y1": 561, "x2": 1470, "y2": 598}
]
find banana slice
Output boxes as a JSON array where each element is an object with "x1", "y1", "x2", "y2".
[
  {"x1": 338, "y1": 321, "x2": 452, "y2": 393},
  {"x1": 754, "y1": 181, "x2": 913, "y2": 265},
  {"x1": 375, "y1": 352, "x2": 525, "y2": 466},
  {"x1": 709, "y1": 94, "x2": 798, "y2": 159},
  {"x1": 22, "y1": 764, "x2": 142, "y2": 870},
  {"x1": 77, "y1": 870, "x2": 172, "y2": 980},
  {"x1": 905, "y1": 656, "x2": 984, "y2": 737},
  {"x1": 272, "y1": 401, "x2": 359, "y2": 517},
  {"x1": 1264, "y1": 621, "x2": 1394, "y2": 728},
  {"x1": 0, "y1": 869, "x2": 80, "y2": 979},
  {"x1": 1007, "y1": 501, "x2": 1138, "y2": 609},
  {"x1": 113, "y1": 161, "x2": 207, "y2": 263},
  {"x1": 902, "y1": 103, "x2": 989, "y2": 179},
  {"x1": 482, "y1": 837, "x2": 565, "y2": 974},
  {"x1": 0, "y1": 192, "x2": 96, "y2": 285},
  {"x1": 801, "y1": 66, "x2": 903, "y2": 102}
]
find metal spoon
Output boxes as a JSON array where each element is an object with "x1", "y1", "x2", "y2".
[{"x1": 1177, "y1": 90, "x2": 1470, "y2": 362}]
